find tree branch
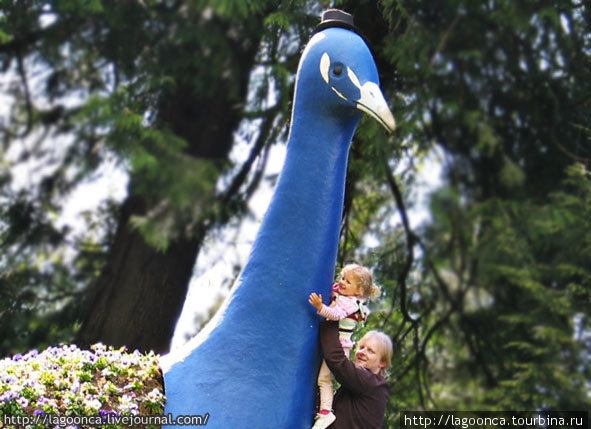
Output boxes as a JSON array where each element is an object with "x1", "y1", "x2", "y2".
[
  {"x1": 16, "y1": 51, "x2": 33, "y2": 137},
  {"x1": 220, "y1": 114, "x2": 274, "y2": 205},
  {"x1": 243, "y1": 135, "x2": 272, "y2": 200},
  {"x1": 414, "y1": 326, "x2": 427, "y2": 409},
  {"x1": 430, "y1": 15, "x2": 461, "y2": 66},
  {"x1": 379, "y1": 153, "x2": 418, "y2": 324}
]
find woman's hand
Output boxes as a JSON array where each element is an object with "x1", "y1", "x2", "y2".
[{"x1": 308, "y1": 292, "x2": 324, "y2": 311}]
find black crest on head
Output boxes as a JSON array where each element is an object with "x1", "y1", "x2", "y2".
[
  {"x1": 316, "y1": 9, "x2": 358, "y2": 33},
  {"x1": 314, "y1": 9, "x2": 368, "y2": 46}
]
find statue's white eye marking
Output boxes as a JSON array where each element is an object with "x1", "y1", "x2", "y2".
[
  {"x1": 331, "y1": 87, "x2": 347, "y2": 101},
  {"x1": 347, "y1": 67, "x2": 362, "y2": 89},
  {"x1": 320, "y1": 53, "x2": 330, "y2": 83}
]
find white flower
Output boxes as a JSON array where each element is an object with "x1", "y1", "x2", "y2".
[
  {"x1": 84, "y1": 398, "x2": 102, "y2": 410},
  {"x1": 119, "y1": 394, "x2": 139, "y2": 415},
  {"x1": 17, "y1": 397, "x2": 29, "y2": 408},
  {"x1": 147, "y1": 388, "x2": 163, "y2": 402},
  {"x1": 37, "y1": 396, "x2": 50, "y2": 406},
  {"x1": 91, "y1": 343, "x2": 106, "y2": 354}
]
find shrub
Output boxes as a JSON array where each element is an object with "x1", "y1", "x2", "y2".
[{"x1": 0, "y1": 344, "x2": 165, "y2": 429}]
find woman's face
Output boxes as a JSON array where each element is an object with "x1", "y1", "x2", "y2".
[{"x1": 355, "y1": 336, "x2": 385, "y2": 375}]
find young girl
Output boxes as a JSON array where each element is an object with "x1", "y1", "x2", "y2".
[{"x1": 308, "y1": 263, "x2": 381, "y2": 429}]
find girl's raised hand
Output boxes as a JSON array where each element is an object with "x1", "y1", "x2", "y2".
[{"x1": 308, "y1": 292, "x2": 323, "y2": 311}]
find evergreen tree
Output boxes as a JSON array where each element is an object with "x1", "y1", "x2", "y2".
[
  {"x1": 334, "y1": 0, "x2": 591, "y2": 420},
  {"x1": 0, "y1": 0, "x2": 314, "y2": 354}
]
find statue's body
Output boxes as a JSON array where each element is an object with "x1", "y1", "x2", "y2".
[{"x1": 162, "y1": 10, "x2": 395, "y2": 428}]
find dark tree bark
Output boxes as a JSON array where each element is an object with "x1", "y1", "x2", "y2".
[
  {"x1": 76, "y1": 17, "x2": 265, "y2": 354},
  {"x1": 76, "y1": 195, "x2": 205, "y2": 354}
]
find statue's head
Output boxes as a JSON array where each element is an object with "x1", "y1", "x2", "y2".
[{"x1": 293, "y1": 10, "x2": 395, "y2": 132}]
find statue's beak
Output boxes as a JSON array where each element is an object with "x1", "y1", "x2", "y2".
[{"x1": 355, "y1": 81, "x2": 396, "y2": 133}]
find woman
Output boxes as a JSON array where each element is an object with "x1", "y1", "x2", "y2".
[{"x1": 316, "y1": 321, "x2": 393, "y2": 429}]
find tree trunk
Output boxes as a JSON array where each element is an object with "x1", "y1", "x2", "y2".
[
  {"x1": 76, "y1": 17, "x2": 264, "y2": 354},
  {"x1": 76, "y1": 195, "x2": 204, "y2": 354}
]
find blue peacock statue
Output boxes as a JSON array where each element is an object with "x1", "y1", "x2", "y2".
[{"x1": 161, "y1": 10, "x2": 395, "y2": 428}]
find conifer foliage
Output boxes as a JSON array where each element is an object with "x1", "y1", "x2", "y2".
[
  {"x1": 0, "y1": 0, "x2": 309, "y2": 354},
  {"x1": 336, "y1": 0, "x2": 591, "y2": 420}
]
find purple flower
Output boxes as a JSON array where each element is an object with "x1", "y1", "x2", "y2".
[
  {"x1": 0, "y1": 391, "x2": 17, "y2": 402},
  {"x1": 99, "y1": 409, "x2": 119, "y2": 422},
  {"x1": 34, "y1": 409, "x2": 45, "y2": 416},
  {"x1": 24, "y1": 350, "x2": 39, "y2": 361},
  {"x1": 13, "y1": 354, "x2": 23, "y2": 361}
]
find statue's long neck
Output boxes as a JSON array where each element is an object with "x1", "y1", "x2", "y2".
[{"x1": 226, "y1": 110, "x2": 362, "y2": 320}]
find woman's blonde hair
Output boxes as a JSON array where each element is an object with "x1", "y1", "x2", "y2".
[
  {"x1": 340, "y1": 263, "x2": 381, "y2": 300},
  {"x1": 360, "y1": 330, "x2": 393, "y2": 377}
]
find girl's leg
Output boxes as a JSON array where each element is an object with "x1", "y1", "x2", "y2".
[
  {"x1": 317, "y1": 346, "x2": 351, "y2": 412},
  {"x1": 317, "y1": 359, "x2": 334, "y2": 412}
]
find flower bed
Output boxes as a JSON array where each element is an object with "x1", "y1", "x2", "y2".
[{"x1": 0, "y1": 344, "x2": 165, "y2": 428}]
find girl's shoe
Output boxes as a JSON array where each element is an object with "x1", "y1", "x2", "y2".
[{"x1": 312, "y1": 411, "x2": 336, "y2": 429}]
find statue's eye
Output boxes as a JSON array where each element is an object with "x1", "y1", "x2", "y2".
[{"x1": 333, "y1": 65, "x2": 343, "y2": 76}]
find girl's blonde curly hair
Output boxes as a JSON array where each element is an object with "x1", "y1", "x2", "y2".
[{"x1": 340, "y1": 263, "x2": 381, "y2": 300}]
